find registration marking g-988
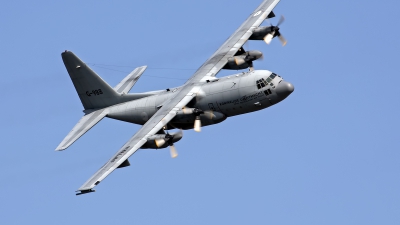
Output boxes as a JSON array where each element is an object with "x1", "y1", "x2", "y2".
[{"x1": 86, "y1": 89, "x2": 103, "y2": 97}]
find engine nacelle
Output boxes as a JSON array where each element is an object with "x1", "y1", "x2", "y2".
[
  {"x1": 141, "y1": 131, "x2": 183, "y2": 149},
  {"x1": 169, "y1": 109, "x2": 227, "y2": 130},
  {"x1": 223, "y1": 50, "x2": 263, "y2": 70},
  {"x1": 249, "y1": 26, "x2": 273, "y2": 40}
]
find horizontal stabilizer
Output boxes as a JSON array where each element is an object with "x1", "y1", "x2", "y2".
[
  {"x1": 114, "y1": 66, "x2": 147, "y2": 94},
  {"x1": 56, "y1": 109, "x2": 108, "y2": 151}
]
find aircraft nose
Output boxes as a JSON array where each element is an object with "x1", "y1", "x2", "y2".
[{"x1": 275, "y1": 80, "x2": 294, "y2": 99}]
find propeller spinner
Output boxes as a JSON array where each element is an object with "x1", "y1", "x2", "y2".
[{"x1": 193, "y1": 109, "x2": 204, "y2": 132}]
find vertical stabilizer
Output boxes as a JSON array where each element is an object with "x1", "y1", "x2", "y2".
[{"x1": 62, "y1": 51, "x2": 120, "y2": 109}]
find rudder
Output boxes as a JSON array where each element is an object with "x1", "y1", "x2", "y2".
[{"x1": 62, "y1": 51, "x2": 120, "y2": 109}]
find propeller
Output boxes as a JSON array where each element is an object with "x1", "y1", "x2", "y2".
[
  {"x1": 155, "y1": 138, "x2": 166, "y2": 147},
  {"x1": 169, "y1": 130, "x2": 181, "y2": 158},
  {"x1": 234, "y1": 57, "x2": 246, "y2": 66},
  {"x1": 249, "y1": 54, "x2": 264, "y2": 72},
  {"x1": 245, "y1": 52, "x2": 256, "y2": 71},
  {"x1": 236, "y1": 51, "x2": 263, "y2": 71},
  {"x1": 155, "y1": 130, "x2": 183, "y2": 158},
  {"x1": 193, "y1": 109, "x2": 204, "y2": 132},
  {"x1": 169, "y1": 145, "x2": 178, "y2": 158},
  {"x1": 181, "y1": 107, "x2": 204, "y2": 132},
  {"x1": 264, "y1": 15, "x2": 287, "y2": 46}
]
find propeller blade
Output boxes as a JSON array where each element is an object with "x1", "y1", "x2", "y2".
[
  {"x1": 204, "y1": 111, "x2": 215, "y2": 120},
  {"x1": 194, "y1": 117, "x2": 201, "y2": 132},
  {"x1": 278, "y1": 34, "x2": 287, "y2": 46},
  {"x1": 155, "y1": 138, "x2": 166, "y2": 148},
  {"x1": 249, "y1": 61, "x2": 254, "y2": 71},
  {"x1": 263, "y1": 32, "x2": 274, "y2": 45},
  {"x1": 277, "y1": 15, "x2": 285, "y2": 27},
  {"x1": 266, "y1": 19, "x2": 273, "y2": 27},
  {"x1": 170, "y1": 145, "x2": 178, "y2": 158},
  {"x1": 182, "y1": 107, "x2": 193, "y2": 114},
  {"x1": 234, "y1": 56, "x2": 246, "y2": 66}
]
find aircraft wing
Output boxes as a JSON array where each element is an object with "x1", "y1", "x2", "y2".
[
  {"x1": 76, "y1": 0, "x2": 281, "y2": 195},
  {"x1": 185, "y1": 0, "x2": 280, "y2": 83},
  {"x1": 76, "y1": 86, "x2": 200, "y2": 195}
]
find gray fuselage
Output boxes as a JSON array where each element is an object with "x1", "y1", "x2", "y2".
[{"x1": 106, "y1": 70, "x2": 294, "y2": 129}]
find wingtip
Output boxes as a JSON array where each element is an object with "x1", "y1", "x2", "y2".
[
  {"x1": 76, "y1": 189, "x2": 96, "y2": 196},
  {"x1": 55, "y1": 146, "x2": 66, "y2": 151}
]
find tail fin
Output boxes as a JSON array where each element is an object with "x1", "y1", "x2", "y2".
[{"x1": 62, "y1": 51, "x2": 120, "y2": 109}]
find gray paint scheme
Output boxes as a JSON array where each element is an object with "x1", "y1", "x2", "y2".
[
  {"x1": 184, "y1": 0, "x2": 280, "y2": 83},
  {"x1": 114, "y1": 66, "x2": 147, "y2": 94},
  {"x1": 56, "y1": 108, "x2": 108, "y2": 151},
  {"x1": 57, "y1": 0, "x2": 292, "y2": 195},
  {"x1": 62, "y1": 53, "x2": 157, "y2": 110}
]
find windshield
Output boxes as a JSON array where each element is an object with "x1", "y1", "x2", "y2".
[{"x1": 256, "y1": 73, "x2": 277, "y2": 89}]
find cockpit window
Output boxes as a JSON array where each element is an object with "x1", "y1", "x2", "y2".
[
  {"x1": 256, "y1": 80, "x2": 262, "y2": 89},
  {"x1": 256, "y1": 73, "x2": 278, "y2": 89}
]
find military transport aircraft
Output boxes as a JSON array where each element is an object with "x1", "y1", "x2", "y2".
[{"x1": 57, "y1": 0, "x2": 293, "y2": 195}]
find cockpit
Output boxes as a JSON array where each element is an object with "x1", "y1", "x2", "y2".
[{"x1": 256, "y1": 73, "x2": 278, "y2": 89}]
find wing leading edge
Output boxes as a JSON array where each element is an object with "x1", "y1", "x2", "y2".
[
  {"x1": 186, "y1": 0, "x2": 280, "y2": 84},
  {"x1": 76, "y1": 87, "x2": 200, "y2": 195}
]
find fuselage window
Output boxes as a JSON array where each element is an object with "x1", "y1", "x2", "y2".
[{"x1": 263, "y1": 89, "x2": 272, "y2": 96}]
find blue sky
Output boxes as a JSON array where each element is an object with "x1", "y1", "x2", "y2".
[{"x1": 1, "y1": 0, "x2": 399, "y2": 224}]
